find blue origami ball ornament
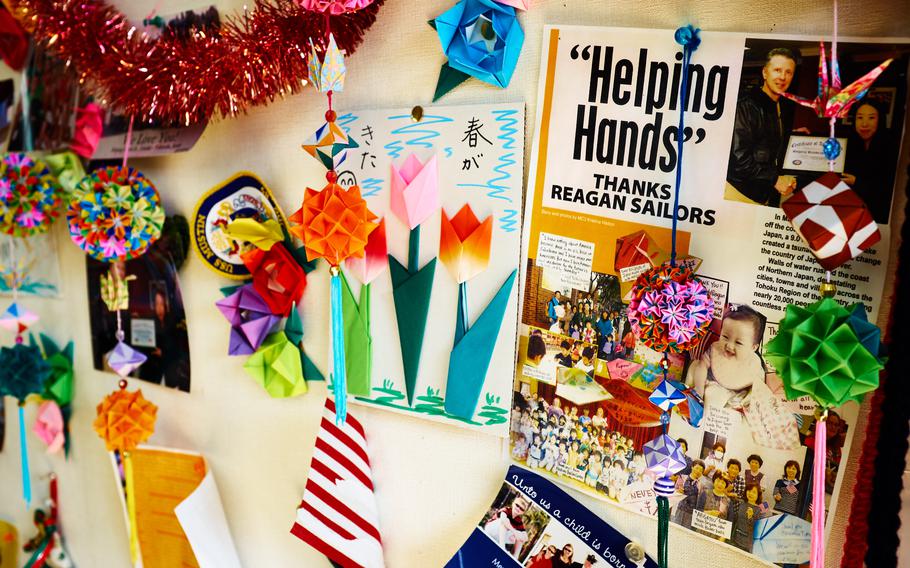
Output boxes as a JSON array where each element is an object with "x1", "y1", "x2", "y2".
[{"x1": 0, "y1": 343, "x2": 50, "y2": 402}]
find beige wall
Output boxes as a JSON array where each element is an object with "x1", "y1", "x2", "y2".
[{"x1": 0, "y1": 1, "x2": 907, "y2": 566}]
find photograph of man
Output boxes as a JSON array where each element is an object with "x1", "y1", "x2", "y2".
[{"x1": 727, "y1": 48, "x2": 802, "y2": 206}]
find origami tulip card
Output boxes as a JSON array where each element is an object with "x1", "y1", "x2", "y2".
[{"x1": 318, "y1": 103, "x2": 524, "y2": 436}]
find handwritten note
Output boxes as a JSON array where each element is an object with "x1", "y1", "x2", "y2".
[
  {"x1": 537, "y1": 232, "x2": 595, "y2": 292},
  {"x1": 691, "y1": 509, "x2": 732, "y2": 540}
]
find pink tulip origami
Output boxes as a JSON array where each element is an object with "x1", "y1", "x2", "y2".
[
  {"x1": 341, "y1": 219, "x2": 387, "y2": 397},
  {"x1": 388, "y1": 153, "x2": 439, "y2": 405},
  {"x1": 390, "y1": 154, "x2": 439, "y2": 232}
]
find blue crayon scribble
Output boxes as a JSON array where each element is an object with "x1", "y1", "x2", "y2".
[
  {"x1": 337, "y1": 112, "x2": 358, "y2": 135},
  {"x1": 499, "y1": 209, "x2": 519, "y2": 233},
  {"x1": 456, "y1": 109, "x2": 521, "y2": 202},
  {"x1": 383, "y1": 114, "x2": 453, "y2": 159},
  {"x1": 360, "y1": 177, "x2": 384, "y2": 198},
  {"x1": 444, "y1": 147, "x2": 453, "y2": 157}
]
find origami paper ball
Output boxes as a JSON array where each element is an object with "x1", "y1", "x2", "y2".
[
  {"x1": 297, "y1": 0, "x2": 373, "y2": 14},
  {"x1": 93, "y1": 387, "x2": 157, "y2": 452},
  {"x1": 764, "y1": 297, "x2": 884, "y2": 408},
  {"x1": 215, "y1": 284, "x2": 282, "y2": 356},
  {"x1": 301, "y1": 121, "x2": 359, "y2": 171},
  {"x1": 643, "y1": 434, "x2": 688, "y2": 478},
  {"x1": 0, "y1": 343, "x2": 49, "y2": 401},
  {"x1": 432, "y1": 0, "x2": 525, "y2": 89},
  {"x1": 440, "y1": 204, "x2": 492, "y2": 283},
  {"x1": 106, "y1": 341, "x2": 148, "y2": 378},
  {"x1": 244, "y1": 333, "x2": 307, "y2": 398},
  {"x1": 648, "y1": 379, "x2": 687, "y2": 412},
  {"x1": 290, "y1": 183, "x2": 378, "y2": 267},
  {"x1": 66, "y1": 166, "x2": 166, "y2": 261},
  {"x1": 390, "y1": 154, "x2": 439, "y2": 230},
  {"x1": 0, "y1": 153, "x2": 63, "y2": 237},
  {"x1": 782, "y1": 172, "x2": 881, "y2": 271},
  {"x1": 345, "y1": 217, "x2": 387, "y2": 285},
  {"x1": 628, "y1": 264, "x2": 714, "y2": 353},
  {"x1": 242, "y1": 243, "x2": 307, "y2": 317}
]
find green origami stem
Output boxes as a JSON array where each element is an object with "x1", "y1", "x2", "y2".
[
  {"x1": 408, "y1": 226, "x2": 420, "y2": 274},
  {"x1": 458, "y1": 281, "x2": 469, "y2": 336}
]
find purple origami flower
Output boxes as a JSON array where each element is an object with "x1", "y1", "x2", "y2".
[
  {"x1": 215, "y1": 284, "x2": 281, "y2": 356},
  {"x1": 660, "y1": 297, "x2": 688, "y2": 330}
]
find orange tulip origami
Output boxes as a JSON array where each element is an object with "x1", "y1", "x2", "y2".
[
  {"x1": 388, "y1": 153, "x2": 440, "y2": 406},
  {"x1": 439, "y1": 204, "x2": 493, "y2": 284},
  {"x1": 439, "y1": 204, "x2": 516, "y2": 420}
]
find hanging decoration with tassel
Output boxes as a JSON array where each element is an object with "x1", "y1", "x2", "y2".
[
  {"x1": 0, "y1": 43, "x2": 61, "y2": 508},
  {"x1": 767, "y1": 3, "x2": 890, "y2": 565},
  {"x1": 289, "y1": 30, "x2": 378, "y2": 425},
  {"x1": 93, "y1": 380, "x2": 157, "y2": 563},
  {"x1": 630, "y1": 25, "x2": 711, "y2": 568}
]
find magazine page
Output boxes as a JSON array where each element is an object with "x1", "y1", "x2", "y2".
[{"x1": 511, "y1": 25, "x2": 907, "y2": 565}]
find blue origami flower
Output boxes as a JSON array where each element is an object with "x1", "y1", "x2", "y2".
[{"x1": 431, "y1": 0, "x2": 524, "y2": 99}]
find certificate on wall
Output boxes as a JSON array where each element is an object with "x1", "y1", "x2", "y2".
[{"x1": 782, "y1": 135, "x2": 847, "y2": 173}]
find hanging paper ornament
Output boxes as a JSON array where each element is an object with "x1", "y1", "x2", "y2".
[
  {"x1": 308, "y1": 33, "x2": 346, "y2": 93},
  {"x1": 34, "y1": 400, "x2": 65, "y2": 453},
  {"x1": 106, "y1": 341, "x2": 148, "y2": 378},
  {"x1": 643, "y1": 434, "x2": 688, "y2": 479},
  {"x1": 0, "y1": 342, "x2": 51, "y2": 507},
  {"x1": 0, "y1": 153, "x2": 63, "y2": 237},
  {"x1": 0, "y1": 302, "x2": 39, "y2": 336},
  {"x1": 627, "y1": 263, "x2": 714, "y2": 354},
  {"x1": 765, "y1": 297, "x2": 883, "y2": 408},
  {"x1": 301, "y1": 121, "x2": 359, "y2": 171},
  {"x1": 66, "y1": 165, "x2": 166, "y2": 261},
  {"x1": 781, "y1": 172, "x2": 881, "y2": 271},
  {"x1": 290, "y1": 182, "x2": 378, "y2": 422},
  {"x1": 93, "y1": 382, "x2": 157, "y2": 562}
]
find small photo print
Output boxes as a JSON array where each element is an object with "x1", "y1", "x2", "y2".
[{"x1": 479, "y1": 483, "x2": 551, "y2": 562}]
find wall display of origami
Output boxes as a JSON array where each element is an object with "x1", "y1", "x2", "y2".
[
  {"x1": 332, "y1": 102, "x2": 524, "y2": 435},
  {"x1": 84, "y1": 215, "x2": 191, "y2": 391},
  {"x1": 510, "y1": 25, "x2": 902, "y2": 566},
  {"x1": 447, "y1": 464, "x2": 657, "y2": 567},
  {"x1": 106, "y1": 446, "x2": 242, "y2": 568},
  {"x1": 290, "y1": 398, "x2": 384, "y2": 567}
]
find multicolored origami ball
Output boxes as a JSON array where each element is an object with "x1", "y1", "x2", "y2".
[
  {"x1": 628, "y1": 264, "x2": 714, "y2": 353},
  {"x1": 0, "y1": 153, "x2": 63, "y2": 237},
  {"x1": 66, "y1": 166, "x2": 166, "y2": 261}
]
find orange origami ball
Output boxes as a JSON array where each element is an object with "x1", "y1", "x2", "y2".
[
  {"x1": 290, "y1": 183, "x2": 378, "y2": 267},
  {"x1": 93, "y1": 387, "x2": 158, "y2": 453}
]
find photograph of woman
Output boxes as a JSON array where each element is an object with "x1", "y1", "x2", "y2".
[{"x1": 841, "y1": 97, "x2": 897, "y2": 223}]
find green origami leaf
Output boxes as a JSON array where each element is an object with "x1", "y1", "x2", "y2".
[
  {"x1": 341, "y1": 274, "x2": 372, "y2": 398},
  {"x1": 285, "y1": 302, "x2": 304, "y2": 346},
  {"x1": 389, "y1": 255, "x2": 436, "y2": 406},
  {"x1": 433, "y1": 63, "x2": 472, "y2": 102},
  {"x1": 244, "y1": 332, "x2": 307, "y2": 398},
  {"x1": 765, "y1": 297, "x2": 884, "y2": 408}
]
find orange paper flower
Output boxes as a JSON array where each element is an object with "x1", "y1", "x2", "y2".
[
  {"x1": 290, "y1": 183, "x2": 378, "y2": 267},
  {"x1": 93, "y1": 388, "x2": 157, "y2": 452},
  {"x1": 439, "y1": 204, "x2": 493, "y2": 283}
]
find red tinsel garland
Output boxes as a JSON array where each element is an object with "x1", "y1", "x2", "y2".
[{"x1": 13, "y1": 0, "x2": 384, "y2": 125}]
